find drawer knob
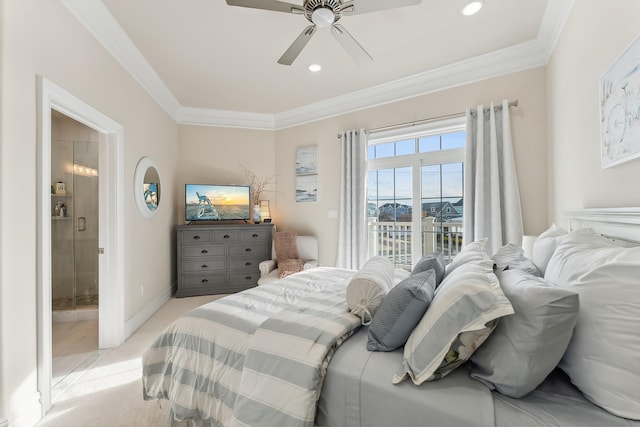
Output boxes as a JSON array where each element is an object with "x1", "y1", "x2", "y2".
[
  {"x1": 193, "y1": 235, "x2": 201, "y2": 240},
  {"x1": 224, "y1": 234, "x2": 230, "y2": 239},
  {"x1": 201, "y1": 249, "x2": 208, "y2": 254},
  {"x1": 201, "y1": 264, "x2": 208, "y2": 268},
  {"x1": 201, "y1": 279, "x2": 208, "y2": 283},
  {"x1": 245, "y1": 248, "x2": 252, "y2": 252},
  {"x1": 252, "y1": 233, "x2": 259, "y2": 238},
  {"x1": 245, "y1": 261, "x2": 252, "y2": 266},
  {"x1": 245, "y1": 276, "x2": 252, "y2": 280}
]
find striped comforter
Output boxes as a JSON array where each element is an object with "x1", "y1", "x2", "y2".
[{"x1": 142, "y1": 267, "x2": 361, "y2": 426}]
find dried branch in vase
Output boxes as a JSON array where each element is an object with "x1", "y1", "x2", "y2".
[{"x1": 241, "y1": 164, "x2": 276, "y2": 206}]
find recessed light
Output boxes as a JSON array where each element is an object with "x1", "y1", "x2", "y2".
[
  {"x1": 461, "y1": 1, "x2": 483, "y2": 16},
  {"x1": 308, "y1": 64, "x2": 322, "y2": 72}
]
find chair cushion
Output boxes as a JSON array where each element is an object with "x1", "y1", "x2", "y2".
[
  {"x1": 274, "y1": 231, "x2": 299, "y2": 261},
  {"x1": 279, "y1": 258, "x2": 304, "y2": 278}
]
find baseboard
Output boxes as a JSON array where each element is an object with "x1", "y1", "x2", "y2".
[
  {"x1": 7, "y1": 392, "x2": 41, "y2": 427},
  {"x1": 124, "y1": 285, "x2": 175, "y2": 339}
]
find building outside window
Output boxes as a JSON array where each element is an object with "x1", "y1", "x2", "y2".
[{"x1": 367, "y1": 117, "x2": 465, "y2": 270}]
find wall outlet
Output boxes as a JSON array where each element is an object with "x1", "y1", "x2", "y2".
[{"x1": 328, "y1": 209, "x2": 338, "y2": 219}]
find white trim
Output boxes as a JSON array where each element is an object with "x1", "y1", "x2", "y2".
[
  {"x1": 537, "y1": 0, "x2": 576, "y2": 59},
  {"x1": 5, "y1": 393, "x2": 41, "y2": 427},
  {"x1": 177, "y1": 107, "x2": 276, "y2": 130},
  {"x1": 565, "y1": 207, "x2": 640, "y2": 244},
  {"x1": 61, "y1": 0, "x2": 575, "y2": 130},
  {"x1": 124, "y1": 285, "x2": 174, "y2": 339},
  {"x1": 275, "y1": 39, "x2": 547, "y2": 129},
  {"x1": 37, "y1": 77, "x2": 125, "y2": 416},
  {"x1": 60, "y1": 0, "x2": 181, "y2": 120}
]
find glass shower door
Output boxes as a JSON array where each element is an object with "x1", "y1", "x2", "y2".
[
  {"x1": 72, "y1": 140, "x2": 99, "y2": 308},
  {"x1": 51, "y1": 139, "x2": 99, "y2": 310}
]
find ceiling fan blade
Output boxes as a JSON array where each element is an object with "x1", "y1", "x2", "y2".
[
  {"x1": 278, "y1": 25, "x2": 317, "y2": 65},
  {"x1": 341, "y1": 0, "x2": 421, "y2": 15},
  {"x1": 330, "y1": 24, "x2": 372, "y2": 66},
  {"x1": 225, "y1": 0, "x2": 304, "y2": 14}
]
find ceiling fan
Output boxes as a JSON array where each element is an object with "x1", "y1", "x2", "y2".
[{"x1": 225, "y1": 0, "x2": 422, "y2": 66}]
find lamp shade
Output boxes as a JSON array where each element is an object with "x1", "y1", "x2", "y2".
[{"x1": 259, "y1": 200, "x2": 271, "y2": 221}]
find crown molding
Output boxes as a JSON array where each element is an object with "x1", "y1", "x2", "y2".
[
  {"x1": 537, "y1": 0, "x2": 576, "y2": 58},
  {"x1": 275, "y1": 39, "x2": 547, "y2": 129},
  {"x1": 178, "y1": 107, "x2": 275, "y2": 130},
  {"x1": 61, "y1": 0, "x2": 182, "y2": 120},
  {"x1": 63, "y1": 0, "x2": 574, "y2": 131}
]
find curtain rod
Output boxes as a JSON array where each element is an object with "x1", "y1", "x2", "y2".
[{"x1": 337, "y1": 99, "x2": 518, "y2": 139}]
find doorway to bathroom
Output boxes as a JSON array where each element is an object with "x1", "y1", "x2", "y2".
[
  {"x1": 50, "y1": 112, "x2": 101, "y2": 400},
  {"x1": 38, "y1": 77, "x2": 125, "y2": 415}
]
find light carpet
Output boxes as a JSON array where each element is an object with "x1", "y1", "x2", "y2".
[{"x1": 36, "y1": 294, "x2": 224, "y2": 427}]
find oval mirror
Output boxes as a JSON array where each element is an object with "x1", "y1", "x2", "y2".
[{"x1": 134, "y1": 157, "x2": 161, "y2": 218}]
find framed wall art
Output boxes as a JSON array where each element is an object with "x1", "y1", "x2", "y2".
[
  {"x1": 295, "y1": 145, "x2": 318, "y2": 202},
  {"x1": 600, "y1": 34, "x2": 640, "y2": 168}
]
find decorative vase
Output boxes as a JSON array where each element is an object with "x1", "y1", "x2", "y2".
[{"x1": 253, "y1": 204, "x2": 261, "y2": 224}]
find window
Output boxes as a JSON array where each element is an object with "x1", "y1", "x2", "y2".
[{"x1": 367, "y1": 117, "x2": 465, "y2": 269}]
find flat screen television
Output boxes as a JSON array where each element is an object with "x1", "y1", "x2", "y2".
[{"x1": 185, "y1": 184, "x2": 251, "y2": 222}]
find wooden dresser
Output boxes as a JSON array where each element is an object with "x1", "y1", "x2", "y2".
[{"x1": 175, "y1": 223, "x2": 273, "y2": 297}]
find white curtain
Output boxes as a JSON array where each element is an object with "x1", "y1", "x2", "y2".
[
  {"x1": 337, "y1": 129, "x2": 368, "y2": 269},
  {"x1": 464, "y1": 100, "x2": 523, "y2": 255}
]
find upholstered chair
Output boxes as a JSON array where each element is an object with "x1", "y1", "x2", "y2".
[{"x1": 257, "y1": 235, "x2": 319, "y2": 285}]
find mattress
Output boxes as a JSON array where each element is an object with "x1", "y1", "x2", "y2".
[
  {"x1": 317, "y1": 327, "x2": 495, "y2": 426},
  {"x1": 318, "y1": 327, "x2": 640, "y2": 427},
  {"x1": 493, "y1": 369, "x2": 640, "y2": 427}
]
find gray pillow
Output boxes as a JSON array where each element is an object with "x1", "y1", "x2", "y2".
[
  {"x1": 412, "y1": 253, "x2": 445, "y2": 285},
  {"x1": 367, "y1": 270, "x2": 436, "y2": 352},
  {"x1": 492, "y1": 243, "x2": 540, "y2": 276},
  {"x1": 470, "y1": 268, "x2": 579, "y2": 398}
]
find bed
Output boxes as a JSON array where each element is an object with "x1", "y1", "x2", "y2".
[{"x1": 143, "y1": 208, "x2": 640, "y2": 426}]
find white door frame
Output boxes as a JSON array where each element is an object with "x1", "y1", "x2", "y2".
[{"x1": 36, "y1": 77, "x2": 125, "y2": 414}]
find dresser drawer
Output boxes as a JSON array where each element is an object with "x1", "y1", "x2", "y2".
[
  {"x1": 182, "y1": 230, "x2": 211, "y2": 244},
  {"x1": 240, "y1": 229, "x2": 269, "y2": 242},
  {"x1": 182, "y1": 245, "x2": 226, "y2": 258},
  {"x1": 228, "y1": 258, "x2": 260, "y2": 270},
  {"x1": 181, "y1": 274, "x2": 227, "y2": 289},
  {"x1": 213, "y1": 230, "x2": 239, "y2": 242},
  {"x1": 183, "y1": 258, "x2": 226, "y2": 273},
  {"x1": 228, "y1": 244, "x2": 267, "y2": 257},
  {"x1": 229, "y1": 270, "x2": 260, "y2": 286}
]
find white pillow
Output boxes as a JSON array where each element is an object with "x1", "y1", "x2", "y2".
[
  {"x1": 393, "y1": 261, "x2": 514, "y2": 385},
  {"x1": 557, "y1": 246, "x2": 640, "y2": 420},
  {"x1": 444, "y1": 238, "x2": 491, "y2": 277},
  {"x1": 531, "y1": 224, "x2": 568, "y2": 275},
  {"x1": 346, "y1": 256, "x2": 395, "y2": 324},
  {"x1": 544, "y1": 228, "x2": 620, "y2": 285}
]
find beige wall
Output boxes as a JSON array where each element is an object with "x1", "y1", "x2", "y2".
[
  {"x1": 0, "y1": 1, "x2": 177, "y2": 424},
  {"x1": 547, "y1": 0, "x2": 640, "y2": 225},
  {"x1": 175, "y1": 126, "x2": 276, "y2": 224},
  {"x1": 275, "y1": 68, "x2": 549, "y2": 267}
]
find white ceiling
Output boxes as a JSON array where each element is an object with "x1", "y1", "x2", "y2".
[{"x1": 62, "y1": 0, "x2": 574, "y2": 129}]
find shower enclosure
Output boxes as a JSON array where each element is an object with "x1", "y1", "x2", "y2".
[{"x1": 51, "y1": 139, "x2": 99, "y2": 311}]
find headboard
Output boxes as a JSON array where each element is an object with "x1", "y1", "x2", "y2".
[{"x1": 565, "y1": 207, "x2": 640, "y2": 246}]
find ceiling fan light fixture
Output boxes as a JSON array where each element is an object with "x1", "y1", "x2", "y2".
[
  {"x1": 461, "y1": 0, "x2": 483, "y2": 16},
  {"x1": 311, "y1": 7, "x2": 335, "y2": 27}
]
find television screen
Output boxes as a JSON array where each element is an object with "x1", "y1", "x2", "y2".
[{"x1": 185, "y1": 184, "x2": 251, "y2": 222}]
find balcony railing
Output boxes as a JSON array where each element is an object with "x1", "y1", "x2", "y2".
[{"x1": 367, "y1": 217, "x2": 463, "y2": 270}]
